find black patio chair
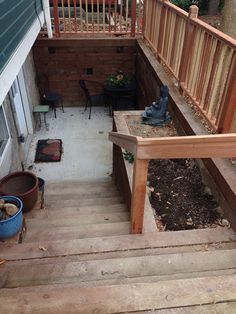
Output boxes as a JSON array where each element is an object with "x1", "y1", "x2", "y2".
[
  {"x1": 79, "y1": 79, "x2": 105, "y2": 119},
  {"x1": 38, "y1": 74, "x2": 64, "y2": 118}
]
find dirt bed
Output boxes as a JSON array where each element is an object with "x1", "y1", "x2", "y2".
[{"x1": 125, "y1": 115, "x2": 229, "y2": 231}]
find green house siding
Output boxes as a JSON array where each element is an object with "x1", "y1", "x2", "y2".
[{"x1": 0, "y1": 0, "x2": 43, "y2": 74}]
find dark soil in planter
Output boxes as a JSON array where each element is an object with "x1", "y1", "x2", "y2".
[
  {"x1": 125, "y1": 115, "x2": 229, "y2": 231},
  {"x1": 148, "y1": 158, "x2": 225, "y2": 231}
]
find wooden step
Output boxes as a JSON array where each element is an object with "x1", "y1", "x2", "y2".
[
  {"x1": 0, "y1": 275, "x2": 235, "y2": 313},
  {"x1": 45, "y1": 196, "x2": 124, "y2": 208},
  {"x1": 25, "y1": 212, "x2": 130, "y2": 228},
  {"x1": 122, "y1": 303, "x2": 236, "y2": 314},
  {"x1": 0, "y1": 249, "x2": 235, "y2": 288},
  {"x1": 45, "y1": 188, "x2": 119, "y2": 201},
  {"x1": 45, "y1": 179, "x2": 113, "y2": 191},
  {"x1": 1, "y1": 228, "x2": 235, "y2": 261},
  {"x1": 45, "y1": 183, "x2": 117, "y2": 196},
  {"x1": 23, "y1": 221, "x2": 130, "y2": 242},
  {"x1": 25, "y1": 204, "x2": 128, "y2": 219}
]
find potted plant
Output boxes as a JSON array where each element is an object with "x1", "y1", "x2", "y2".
[{"x1": 105, "y1": 70, "x2": 135, "y2": 89}]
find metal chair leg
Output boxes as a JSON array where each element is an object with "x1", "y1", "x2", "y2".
[{"x1": 88, "y1": 101, "x2": 92, "y2": 120}]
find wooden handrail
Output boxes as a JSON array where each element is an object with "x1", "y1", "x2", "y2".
[
  {"x1": 108, "y1": 132, "x2": 140, "y2": 155},
  {"x1": 137, "y1": 133, "x2": 236, "y2": 159},
  {"x1": 109, "y1": 131, "x2": 236, "y2": 234}
]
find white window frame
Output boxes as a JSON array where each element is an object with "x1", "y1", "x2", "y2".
[{"x1": 0, "y1": 104, "x2": 10, "y2": 160}]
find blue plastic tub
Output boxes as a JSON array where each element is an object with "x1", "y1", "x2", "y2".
[{"x1": 0, "y1": 196, "x2": 23, "y2": 238}]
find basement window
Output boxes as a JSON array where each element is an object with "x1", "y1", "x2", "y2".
[{"x1": 0, "y1": 106, "x2": 10, "y2": 156}]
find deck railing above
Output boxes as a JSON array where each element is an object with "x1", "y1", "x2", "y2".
[
  {"x1": 51, "y1": 0, "x2": 143, "y2": 36},
  {"x1": 143, "y1": 0, "x2": 236, "y2": 133},
  {"x1": 109, "y1": 131, "x2": 236, "y2": 234},
  {"x1": 47, "y1": 0, "x2": 236, "y2": 132}
]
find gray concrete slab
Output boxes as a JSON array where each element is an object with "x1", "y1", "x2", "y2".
[{"x1": 26, "y1": 107, "x2": 113, "y2": 182}]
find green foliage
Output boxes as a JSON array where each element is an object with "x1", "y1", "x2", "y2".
[
  {"x1": 171, "y1": 0, "x2": 224, "y2": 14},
  {"x1": 106, "y1": 71, "x2": 131, "y2": 88},
  {"x1": 219, "y1": 0, "x2": 224, "y2": 11},
  {"x1": 171, "y1": 0, "x2": 193, "y2": 11},
  {"x1": 123, "y1": 151, "x2": 134, "y2": 164}
]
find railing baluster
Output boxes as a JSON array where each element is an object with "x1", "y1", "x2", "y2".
[
  {"x1": 62, "y1": 0, "x2": 66, "y2": 32},
  {"x1": 73, "y1": 0, "x2": 77, "y2": 32},
  {"x1": 53, "y1": 0, "x2": 60, "y2": 37},
  {"x1": 103, "y1": 0, "x2": 105, "y2": 32},
  {"x1": 79, "y1": 0, "x2": 83, "y2": 32},
  {"x1": 91, "y1": 0, "x2": 94, "y2": 32},
  {"x1": 68, "y1": 0, "x2": 71, "y2": 32},
  {"x1": 114, "y1": 0, "x2": 117, "y2": 33},
  {"x1": 119, "y1": 0, "x2": 123, "y2": 33},
  {"x1": 125, "y1": 0, "x2": 129, "y2": 33},
  {"x1": 85, "y1": 0, "x2": 88, "y2": 32},
  {"x1": 131, "y1": 0, "x2": 136, "y2": 37},
  {"x1": 217, "y1": 52, "x2": 236, "y2": 133},
  {"x1": 97, "y1": 0, "x2": 100, "y2": 32}
]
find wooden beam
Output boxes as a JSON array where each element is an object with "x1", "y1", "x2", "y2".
[
  {"x1": 108, "y1": 132, "x2": 139, "y2": 155},
  {"x1": 136, "y1": 133, "x2": 236, "y2": 159},
  {"x1": 109, "y1": 132, "x2": 236, "y2": 159},
  {"x1": 130, "y1": 159, "x2": 148, "y2": 234}
]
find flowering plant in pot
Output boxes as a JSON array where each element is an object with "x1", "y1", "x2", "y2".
[{"x1": 106, "y1": 70, "x2": 132, "y2": 88}]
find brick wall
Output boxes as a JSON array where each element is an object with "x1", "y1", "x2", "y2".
[{"x1": 33, "y1": 38, "x2": 136, "y2": 106}]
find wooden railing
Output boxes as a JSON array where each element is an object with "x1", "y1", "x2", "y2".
[
  {"x1": 109, "y1": 131, "x2": 236, "y2": 234},
  {"x1": 143, "y1": 0, "x2": 236, "y2": 133},
  {"x1": 51, "y1": 0, "x2": 143, "y2": 36}
]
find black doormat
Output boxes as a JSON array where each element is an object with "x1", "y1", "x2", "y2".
[{"x1": 35, "y1": 139, "x2": 62, "y2": 162}]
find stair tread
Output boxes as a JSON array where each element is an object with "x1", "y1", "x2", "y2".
[
  {"x1": 1, "y1": 228, "x2": 235, "y2": 261},
  {"x1": 23, "y1": 221, "x2": 130, "y2": 242},
  {"x1": 25, "y1": 204, "x2": 128, "y2": 219},
  {"x1": 0, "y1": 275, "x2": 235, "y2": 313},
  {"x1": 45, "y1": 196, "x2": 124, "y2": 207},
  {"x1": 25, "y1": 212, "x2": 130, "y2": 228},
  {"x1": 45, "y1": 189, "x2": 119, "y2": 200},
  {"x1": 45, "y1": 180, "x2": 115, "y2": 194},
  {"x1": 0, "y1": 249, "x2": 235, "y2": 288}
]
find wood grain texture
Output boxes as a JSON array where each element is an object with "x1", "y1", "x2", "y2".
[
  {"x1": 0, "y1": 275, "x2": 236, "y2": 313},
  {"x1": 1, "y1": 228, "x2": 235, "y2": 261},
  {"x1": 131, "y1": 159, "x2": 149, "y2": 233}
]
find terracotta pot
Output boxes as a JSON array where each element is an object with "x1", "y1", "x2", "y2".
[{"x1": 0, "y1": 171, "x2": 38, "y2": 212}]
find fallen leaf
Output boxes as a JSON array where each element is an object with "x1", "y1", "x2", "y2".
[
  {"x1": 173, "y1": 176, "x2": 183, "y2": 181},
  {"x1": 39, "y1": 247, "x2": 47, "y2": 252},
  {"x1": 0, "y1": 260, "x2": 6, "y2": 266}
]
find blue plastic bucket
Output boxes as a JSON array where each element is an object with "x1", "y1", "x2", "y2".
[{"x1": 0, "y1": 196, "x2": 23, "y2": 238}]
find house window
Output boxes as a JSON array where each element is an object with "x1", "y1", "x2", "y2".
[{"x1": 0, "y1": 106, "x2": 10, "y2": 156}]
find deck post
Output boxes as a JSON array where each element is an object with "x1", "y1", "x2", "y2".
[
  {"x1": 131, "y1": 0, "x2": 137, "y2": 37},
  {"x1": 53, "y1": 0, "x2": 60, "y2": 37},
  {"x1": 131, "y1": 158, "x2": 149, "y2": 234}
]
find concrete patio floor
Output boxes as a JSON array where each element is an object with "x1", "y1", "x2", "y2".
[{"x1": 26, "y1": 106, "x2": 113, "y2": 182}]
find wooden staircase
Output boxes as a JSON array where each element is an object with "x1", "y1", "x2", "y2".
[{"x1": 0, "y1": 179, "x2": 236, "y2": 313}]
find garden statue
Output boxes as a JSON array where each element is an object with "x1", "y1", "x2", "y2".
[{"x1": 142, "y1": 85, "x2": 171, "y2": 126}]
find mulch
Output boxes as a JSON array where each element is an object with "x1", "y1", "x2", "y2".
[{"x1": 148, "y1": 158, "x2": 225, "y2": 231}]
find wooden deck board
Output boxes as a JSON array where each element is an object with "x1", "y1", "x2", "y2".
[
  {"x1": 130, "y1": 302, "x2": 236, "y2": 313},
  {"x1": 0, "y1": 249, "x2": 235, "y2": 288},
  {"x1": 0, "y1": 275, "x2": 235, "y2": 313},
  {"x1": 25, "y1": 212, "x2": 130, "y2": 228},
  {"x1": 1, "y1": 228, "x2": 235, "y2": 261},
  {"x1": 25, "y1": 204, "x2": 128, "y2": 219}
]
